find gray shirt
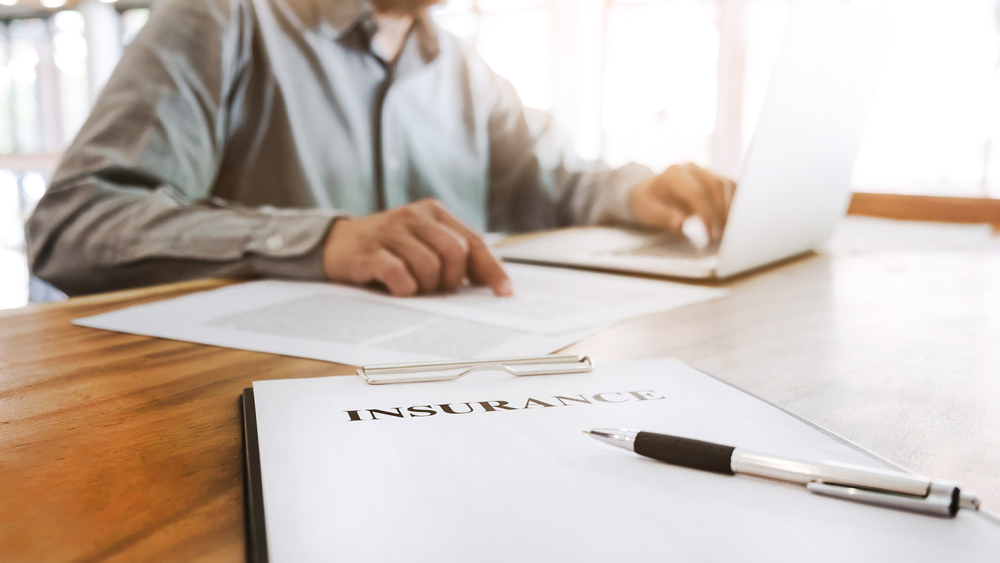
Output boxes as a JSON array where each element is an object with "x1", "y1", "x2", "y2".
[{"x1": 27, "y1": 0, "x2": 654, "y2": 296}]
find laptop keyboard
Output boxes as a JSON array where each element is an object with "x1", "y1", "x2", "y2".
[{"x1": 615, "y1": 239, "x2": 720, "y2": 259}]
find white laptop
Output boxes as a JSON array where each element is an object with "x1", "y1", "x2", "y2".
[{"x1": 498, "y1": 0, "x2": 891, "y2": 280}]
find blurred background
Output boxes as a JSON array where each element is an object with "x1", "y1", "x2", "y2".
[{"x1": 0, "y1": 0, "x2": 998, "y2": 310}]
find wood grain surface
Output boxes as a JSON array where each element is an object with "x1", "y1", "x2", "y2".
[
  {"x1": 2, "y1": 217, "x2": 999, "y2": 562},
  {"x1": 848, "y1": 192, "x2": 1000, "y2": 228}
]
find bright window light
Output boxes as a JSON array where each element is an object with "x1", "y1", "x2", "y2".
[{"x1": 22, "y1": 172, "x2": 47, "y2": 203}]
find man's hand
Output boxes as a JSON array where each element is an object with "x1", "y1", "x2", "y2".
[
  {"x1": 322, "y1": 199, "x2": 512, "y2": 297},
  {"x1": 628, "y1": 163, "x2": 736, "y2": 242}
]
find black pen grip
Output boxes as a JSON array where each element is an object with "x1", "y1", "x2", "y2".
[{"x1": 633, "y1": 432, "x2": 736, "y2": 475}]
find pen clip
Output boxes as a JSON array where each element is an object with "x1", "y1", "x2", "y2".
[{"x1": 806, "y1": 480, "x2": 979, "y2": 517}]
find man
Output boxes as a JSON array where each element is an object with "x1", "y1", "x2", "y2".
[{"x1": 27, "y1": 0, "x2": 734, "y2": 298}]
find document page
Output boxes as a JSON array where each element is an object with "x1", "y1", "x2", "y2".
[
  {"x1": 251, "y1": 360, "x2": 1000, "y2": 562},
  {"x1": 75, "y1": 281, "x2": 597, "y2": 365},
  {"x1": 74, "y1": 266, "x2": 725, "y2": 365},
  {"x1": 394, "y1": 263, "x2": 728, "y2": 334}
]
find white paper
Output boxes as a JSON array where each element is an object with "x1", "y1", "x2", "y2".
[
  {"x1": 73, "y1": 266, "x2": 725, "y2": 365},
  {"x1": 74, "y1": 281, "x2": 599, "y2": 365},
  {"x1": 391, "y1": 263, "x2": 728, "y2": 334},
  {"x1": 251, "y1": 359, "x2": 1000, "y2": 563}
]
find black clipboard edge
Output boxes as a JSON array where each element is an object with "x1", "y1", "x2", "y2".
[{"x1": 241, "y1": 388, "x2": 269, "y2": 563}]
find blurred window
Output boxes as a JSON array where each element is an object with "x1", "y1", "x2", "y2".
[
  {"x1": 0, "y1": 168, "x2": 45, "y2": 311},
  {"x1": 0, "y1": 5, "x2": 153, "y2": 157},
  {"x1": 0, "y1": 3, "x2": 152, "y2": 310},
  {"x1": 476, "y1": 1, "x2": 553, "y2": 111},
  {"x1": 435, "y1": 0, "x2": 553, "y2": 111},
  {"x1": 0, "y1": 26, "x2": 14, "y2": 153},
  {"x1": 7, "y1": 19, "x2": 44, "y2": 153},
  {"x1": 121, "y1": 8, "x2": 150, "y2": 46},
  {"x1": 603, "y1": 0, "x2": 719, "y2": 171},
  {"x1": 434, "y1": 0, "x2": 1000, "y2": 199},
  {"x1": 53, "y1": 10, "x2": 89, "y2": 142},
  {"x1": 849, "y1": 0, "x2": 1000, "y2": 198}
]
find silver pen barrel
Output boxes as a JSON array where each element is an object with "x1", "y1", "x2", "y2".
[
  {"x1": 731, "y1": 448, "x2": 931, "y2": 496},
  {"x1": 732, "y1": 448, "x2": 980, "y2": 517}
]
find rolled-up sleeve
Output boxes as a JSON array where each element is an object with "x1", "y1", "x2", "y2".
[
  {"x1": 26, "y1": 0, "x2": 339, "y2": 296},
  {"x1": 485, "y1": 72, "x2": 655, "y2": 233}
]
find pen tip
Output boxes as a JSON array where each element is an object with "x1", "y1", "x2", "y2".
[{"x1": 582, "y1": 430, "x2": 593, "y2": 435}]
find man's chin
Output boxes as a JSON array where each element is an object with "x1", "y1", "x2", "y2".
[{"x1": 371, "y1": 0, "x2": 445, "y2": 12}]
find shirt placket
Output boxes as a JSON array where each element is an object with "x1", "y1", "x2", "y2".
[
  {"x1": 368, "y1": 19, "x2": 431, "y2": 212},
  {"x1": 371, "y1": 58, "x2": 396, "y2": 211},
  {"x1": 375, "y1": 90, "x2": 410, "y2": 211}
]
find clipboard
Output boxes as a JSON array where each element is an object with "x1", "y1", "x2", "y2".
[{"x1": 239, "y1": 359, "x2": 1000, "y2": 562}]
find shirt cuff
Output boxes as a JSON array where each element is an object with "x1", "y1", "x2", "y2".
[
  {"x1": 246, "y1": 211, "x2": 343, "y2": 280},
  {"x1": 593, "y1": 162, "x2": 657, "y2": 225}
]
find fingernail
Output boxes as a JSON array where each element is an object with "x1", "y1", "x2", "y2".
[{"x1": 495, "y1": 279, "x2": 514, "y2": 296}]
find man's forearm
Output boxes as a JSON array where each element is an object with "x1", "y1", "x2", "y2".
[
  {"x1": 559, "y1": 162, "x2": 657, "y2": 227},
  {"x1": 488, "y1": 102, "x2": 656, "y2": 232},
  {"x1": 27, "y1": 177, "x2": 340, "y2": 296}
]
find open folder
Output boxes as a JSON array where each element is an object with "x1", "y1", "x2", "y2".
[{"x1": 240, "y1": 360, "x2": 1000, "y2": 562}]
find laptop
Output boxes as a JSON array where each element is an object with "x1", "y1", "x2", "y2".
[{"x1": 498, "y1": 0, "x2": 891, "y2": 280}]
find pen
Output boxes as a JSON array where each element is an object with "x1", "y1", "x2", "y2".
[{"x1": 584, "y1": 428, "x2": 981, "y2": 517}]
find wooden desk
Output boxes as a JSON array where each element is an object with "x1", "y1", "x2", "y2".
[{"x1": 2, "y1": 217, "x2": 999, "y2": 562}]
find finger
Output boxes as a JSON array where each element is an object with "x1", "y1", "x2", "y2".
[
  {"x1": 677, "y1": 165, "x2": 726, "y2": 241},
  {"x1": 465, "y1": 237, "x2": 513, "y2": 296},
  {"x1": 410, "y1": 220, "x2": 469, "y2": 292},
  {"x1": 683, "y1": 163, "x2": 730, "y2": 228},
  {"x1": 657, "y1": 167, "x2": 722, "y2": 242},
  {"x1": 368, "y1": 248, "x2": 419, "y2": 297},
  {"x1": 422, "y1": 201, "x2": 513, "y2": 296},
  {"x1": 723, "y1": 178, "x2": 737, "y2": 208},
  {"x1": 382, "y1": 230, "x2": 443, "y2": 293},
  {"x1": 635, "y1": 197, "x2": 688, "y2": 233}
]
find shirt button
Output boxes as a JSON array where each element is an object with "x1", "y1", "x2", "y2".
[{"x1": 264, "y1": 234, "x2": 285, "y2": 252}]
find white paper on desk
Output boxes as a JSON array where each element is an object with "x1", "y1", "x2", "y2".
[
  {"x1": 73, "y1": 266, "x2": 725, "y2": 365},
  {"x1": 390, "y1": 263, "x2": 727, "y2": 334},
  {"x1": 73, "y1": 281, "x2": 599, "y2": 365},
  {"x1": 252, "y1": 359, "x2": 1000, "y2": 563}
]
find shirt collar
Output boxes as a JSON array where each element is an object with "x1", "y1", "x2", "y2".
[{"x1": 286, "y1": 0, "x2": 440, "y2": 62}]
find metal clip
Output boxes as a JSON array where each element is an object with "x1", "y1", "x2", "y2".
[
  {"x1": 806, "y1": 480, "x2": 980, "y2": 517},
  {"x1": 357, "y1": 354, "x2": 594, "y2": 385}
]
